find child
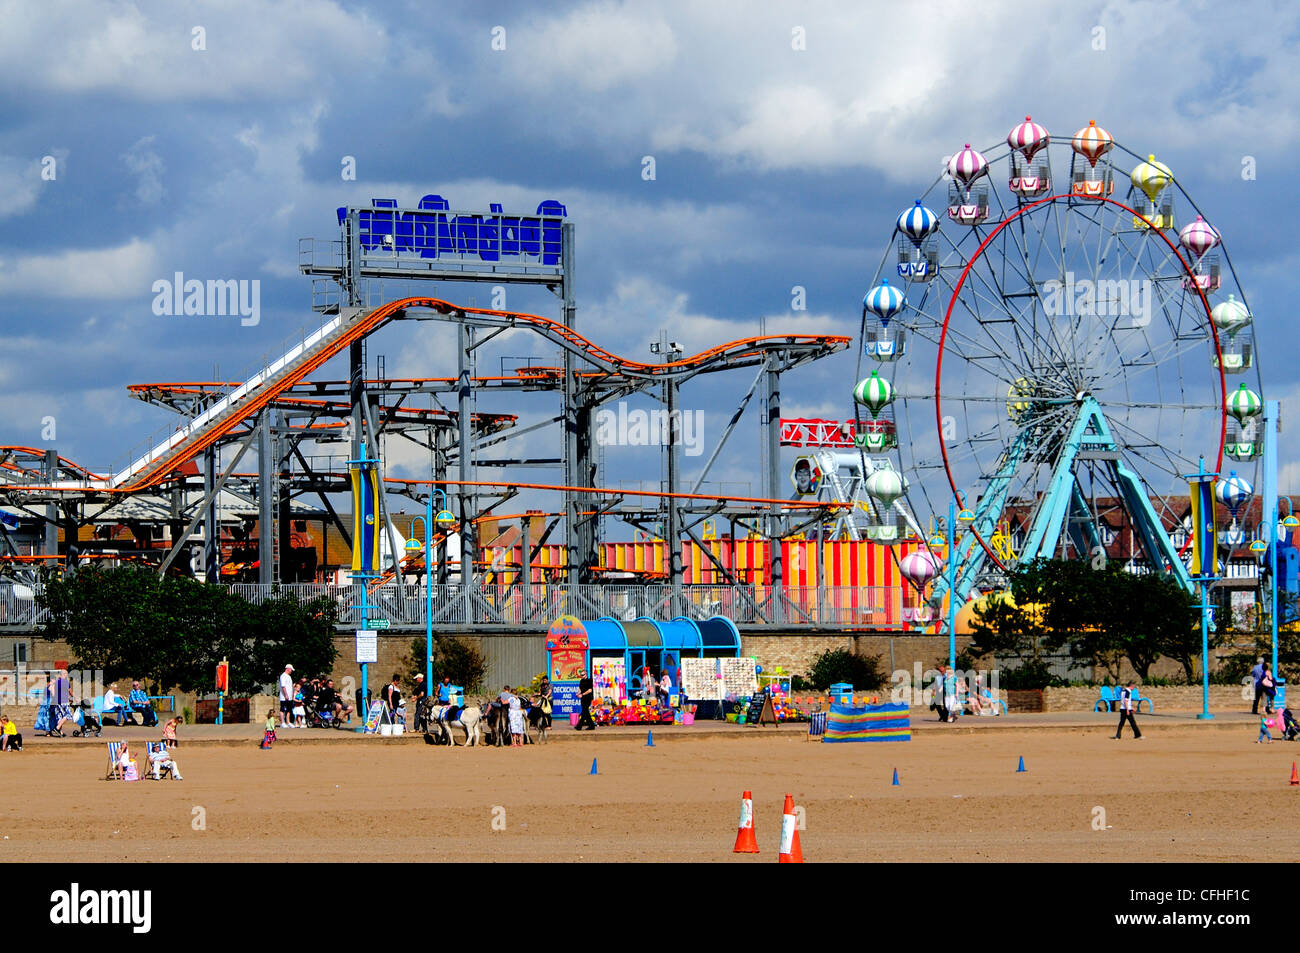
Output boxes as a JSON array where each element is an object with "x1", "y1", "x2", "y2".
[
  {"x1": 293, "y1": 687, "x2": 306, "y2": 728},
  {"x1": 261, "y1": 709, "x2": 277, "y2": 749},
  {"x1": 1257, "y1": 713, "x2": 1274, "y2": 744},
  {"x1": 161, "y1": 716, "x2": 180, "y2": 748}
]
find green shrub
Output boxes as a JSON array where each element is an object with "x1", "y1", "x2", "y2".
[
  {"x1": 997, "y1": 660, "x2": 1066, "y2": 690},
  {"x1": 804, "y1": 648, "x2": 885, "y2": 691}
]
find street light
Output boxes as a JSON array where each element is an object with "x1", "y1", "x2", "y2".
[
  {"x1": 945, "y1": 501, "x2": 977, "y2": 670},
  {"x1": 407, "y1": 488, "x2": 457, "y2": 690}
]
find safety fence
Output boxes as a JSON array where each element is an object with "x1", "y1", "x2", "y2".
[{"x1": 0, "y1": 581, "x2": 925, "y2": 630}]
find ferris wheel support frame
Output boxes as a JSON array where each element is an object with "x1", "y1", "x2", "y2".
[{"x1": 929, "y1": 193, "x2": 1227, "y2": 609}]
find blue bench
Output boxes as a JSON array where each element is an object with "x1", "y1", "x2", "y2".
[{"x1": 1096, "y1": 686, "x2": 1154, "y2": 713}]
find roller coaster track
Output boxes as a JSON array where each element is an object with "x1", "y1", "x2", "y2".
[{"x1": 1, "y1": 297, "x2": 849, "y2": 497}]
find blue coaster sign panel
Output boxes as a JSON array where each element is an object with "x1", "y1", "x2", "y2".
[{"x1": 851, "y1": 116, "x2": 1263, "y2": 609}]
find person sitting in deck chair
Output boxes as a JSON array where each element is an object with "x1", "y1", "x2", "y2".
[{"x1": 147, "y1": 741, "x2": 183, "y2": 780}]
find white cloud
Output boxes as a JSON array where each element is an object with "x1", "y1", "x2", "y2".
[
  {"x1": 511, "y1": 2, "x2": 678, "y2": 92},
  {"x1": 0, "y1": 0, "x2": 392, "y2": 102},
  {"x1": 0, "y1": 154, "x2": 48, "y2": 218},
  {"x1": 122, "y1": 136, "x2": 164, "y2": 204},
  {"x1": 0, "y1": 237, "x2": 159, "y2": 299}
]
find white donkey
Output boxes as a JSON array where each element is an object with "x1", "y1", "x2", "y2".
[{"x1": 427, "y1": 703, "x2": 482, "y2": 747}]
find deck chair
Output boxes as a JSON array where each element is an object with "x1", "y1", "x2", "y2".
[
  {"x1": 105, "y1": 741, "x2": 126, "y2": 780},
  {"x1": 808, "y1": 711, "x2": 827, "y2": 741},
  {"x1": 145, "y1": 742, "x2": 173, "y2": 780}
]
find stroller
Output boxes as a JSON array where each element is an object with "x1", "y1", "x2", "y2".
[
  {"x1": 308, "y1": 701, "x2": 347, "y2": 729},
  {"x1": 72, "y1": 699, "x2": 102, "y2": 737},
  {"x1": 1282, "y1": 708, "x2": 1299, "y2": 741}
]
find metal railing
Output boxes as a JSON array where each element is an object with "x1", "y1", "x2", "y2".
[
  {"x1": 0, "y1": 580, "x2": 917, "y2": 630},
  {"x1": 229, "y1": 581, "x2": 912, "y2": 629}
]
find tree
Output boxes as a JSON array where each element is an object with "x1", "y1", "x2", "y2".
[
  {"x1": 404, "y1": 636, "x2": 487, "y2": 693},
  {"x1": 969, "y1": 558, "x2": 1201, "y2": 683},
  {"x1": 39, "y1": 566, "x2": 338, "y2": 695}
]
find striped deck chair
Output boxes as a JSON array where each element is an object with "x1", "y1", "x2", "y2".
[
  {"x1": 808, "y1": 711, "x2": 828, "y2": 741},
  {"x1": 105, "y1": 741, "x2": 126, "y2": 780}
]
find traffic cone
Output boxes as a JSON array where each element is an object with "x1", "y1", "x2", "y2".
[
  {"x1": 891, "y1": 768, "x2": 899, "y2": 786},
  {"x1": 1291, "y1": 762, "x2": 1298, "y2": 786},
  {"x1": 646, "y1": 730, "x2": 655, "y2": 747},
  {"x1": 733, "y1": 791, "x2": 759, "y2": 853},
  {"x1": 590, "y1": 757, "x2": 598, "y2": 775},
  {"x1": 778, "y1": 794, "x2": 803, "y2": 863},
  {"x1": 1016, "y1": 756, "x2": 1026, "y2": 773}
]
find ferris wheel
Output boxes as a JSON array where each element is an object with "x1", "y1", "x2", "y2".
[{"x1": 850, "y1": 115, "x2": 1265, "y2": 608}]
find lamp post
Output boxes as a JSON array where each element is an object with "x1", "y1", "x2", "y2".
[
  {"x1": 406, "y1": 488, "x2": 456, "y2": 691},
  {"x1": 946, "y1": 500, "x2": 976, "y2": 671}
]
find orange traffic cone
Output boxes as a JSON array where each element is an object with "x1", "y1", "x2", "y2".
[
  {"x1": 733, "y1": 791, "x2": 759, "y2": 853},
  {"x1": 1291, "y1": 762, "x2": 1298, "y2": 786},
  {"x1": 778, "y1": 794, "x2": 804, "y2": 863}
]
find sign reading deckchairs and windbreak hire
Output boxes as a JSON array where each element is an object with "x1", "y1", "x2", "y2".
[
  {"x1": 351, "y1": 462, "x2": 381, "y2": 574},
  {"x1": 822, "y1": 703, "x2": 911, "y2": 742}
]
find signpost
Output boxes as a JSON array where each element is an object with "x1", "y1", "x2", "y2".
[{"x1": 546, "y1": 616, "x2": 588, "y2": 719}]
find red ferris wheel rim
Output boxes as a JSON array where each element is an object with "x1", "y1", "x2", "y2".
[{"x1": 932, "y1": 192, "x2": 1229, "y2": 573}]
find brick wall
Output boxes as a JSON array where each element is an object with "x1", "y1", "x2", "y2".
[
  {"x1": 737, "y1": 632, "x2": 977, "y2": 682},
  {"x1": 1043, "y1": 684, "x2": 1252, "y2": 712}
]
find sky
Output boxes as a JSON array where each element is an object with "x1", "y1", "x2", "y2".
[{"x1": 1, "y1": 0, "x2": 1297, "y2": 532}]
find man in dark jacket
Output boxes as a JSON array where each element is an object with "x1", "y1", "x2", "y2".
[{"x1": 577, "y1": 669, "x2": 596, "y2": 730}]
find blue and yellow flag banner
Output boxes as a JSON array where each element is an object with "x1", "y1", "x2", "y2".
[
  {"x1": 351, "y1": 464, "x2": 381, "y2": 574},
  {"x1": 1189, "y1": 477, "x2": 1218, "y2": 578}
]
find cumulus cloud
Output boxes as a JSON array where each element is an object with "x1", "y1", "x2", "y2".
[
  {"x1": 122, "y1": 136, "x2": 165, "y2": 204},
  {"x1": 0, "y1": 0, "x2": 394, "y2": 102},
  {"x1": 0, "y1": 154, "x2": 46, "y2": 218},
  {"x1": 0, "y1": 237, "x2": 159, "y2": 299}
]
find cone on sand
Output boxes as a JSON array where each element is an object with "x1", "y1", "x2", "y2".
[
  {"x1": 646, "y1": 730, "x2": 655, "y2": 747},
  {"x1": 1291, "y1": 762, "x2": 1298, "y2": 786},
  {"x1": 778, "y1": 794, "x2": 804, "y2": 863},
  {"x1": 1017, "y1": 755, "x2": 1026, "y2": 773},
  {"x1": 892, "y1": 768, "x2": 899, "y2": 786},
  {"x1": 733, "y1": 791, "x2": 759, "y2": 853},
  {"x1": 590, "y1": 757, "x2": 598, "y2": 775}
]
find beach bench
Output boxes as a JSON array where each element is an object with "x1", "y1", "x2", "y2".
[{"x1": 1095, "y1": 686, "x2": 1117, "y2": 712}]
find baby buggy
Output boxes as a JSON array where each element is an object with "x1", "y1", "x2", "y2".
[
  {"x1": 1282, "y1": 708, "x2": 1299, "y2": 741},
  {"x1": 72, "y1": 699, "x2": 101, "y2": 737},
  {"x1": 308, "y1": 702, "x2": 348, "y2": 730}
]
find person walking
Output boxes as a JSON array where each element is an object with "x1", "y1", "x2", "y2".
[
  {"x1": 278, "y1": 664, "x2": 295, "y2": 727},
  {"x1": 1262, "y1": 664, "x2": 1277, "y2": 714},
  {"x1": 1251, "y1": 656, "x2": 1265, "y2": 714},
  {"x1": 1114, "y1": 680, "x2": 1142, "y2": 740},
  {"x1": 1257, "y1": 712, "x2": 1275, "y2": 744},
  {"x1": 933, "y1": 666, "x2": 950, "y2": 722},
  {"x1": 410, "y1": 674, "x2": 428, "y2": 732},
  {"x1": 577, "y1": 668, "x2": 596, "y2": 731}
]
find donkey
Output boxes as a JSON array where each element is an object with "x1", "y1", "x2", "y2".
[{"x1": 427, "y1": 703, "x2": 483, "y2": 747}]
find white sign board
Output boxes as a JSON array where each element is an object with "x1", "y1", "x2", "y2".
[
  {"x1": 719, "y1": 658, "x2": 759, "y2": 699},
  {"x1": 680, "y1": 657, "x2": 721, "y2": 702},
  {"x1": 355, "y1": 630, "x2": 378, "y2": 664}
]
